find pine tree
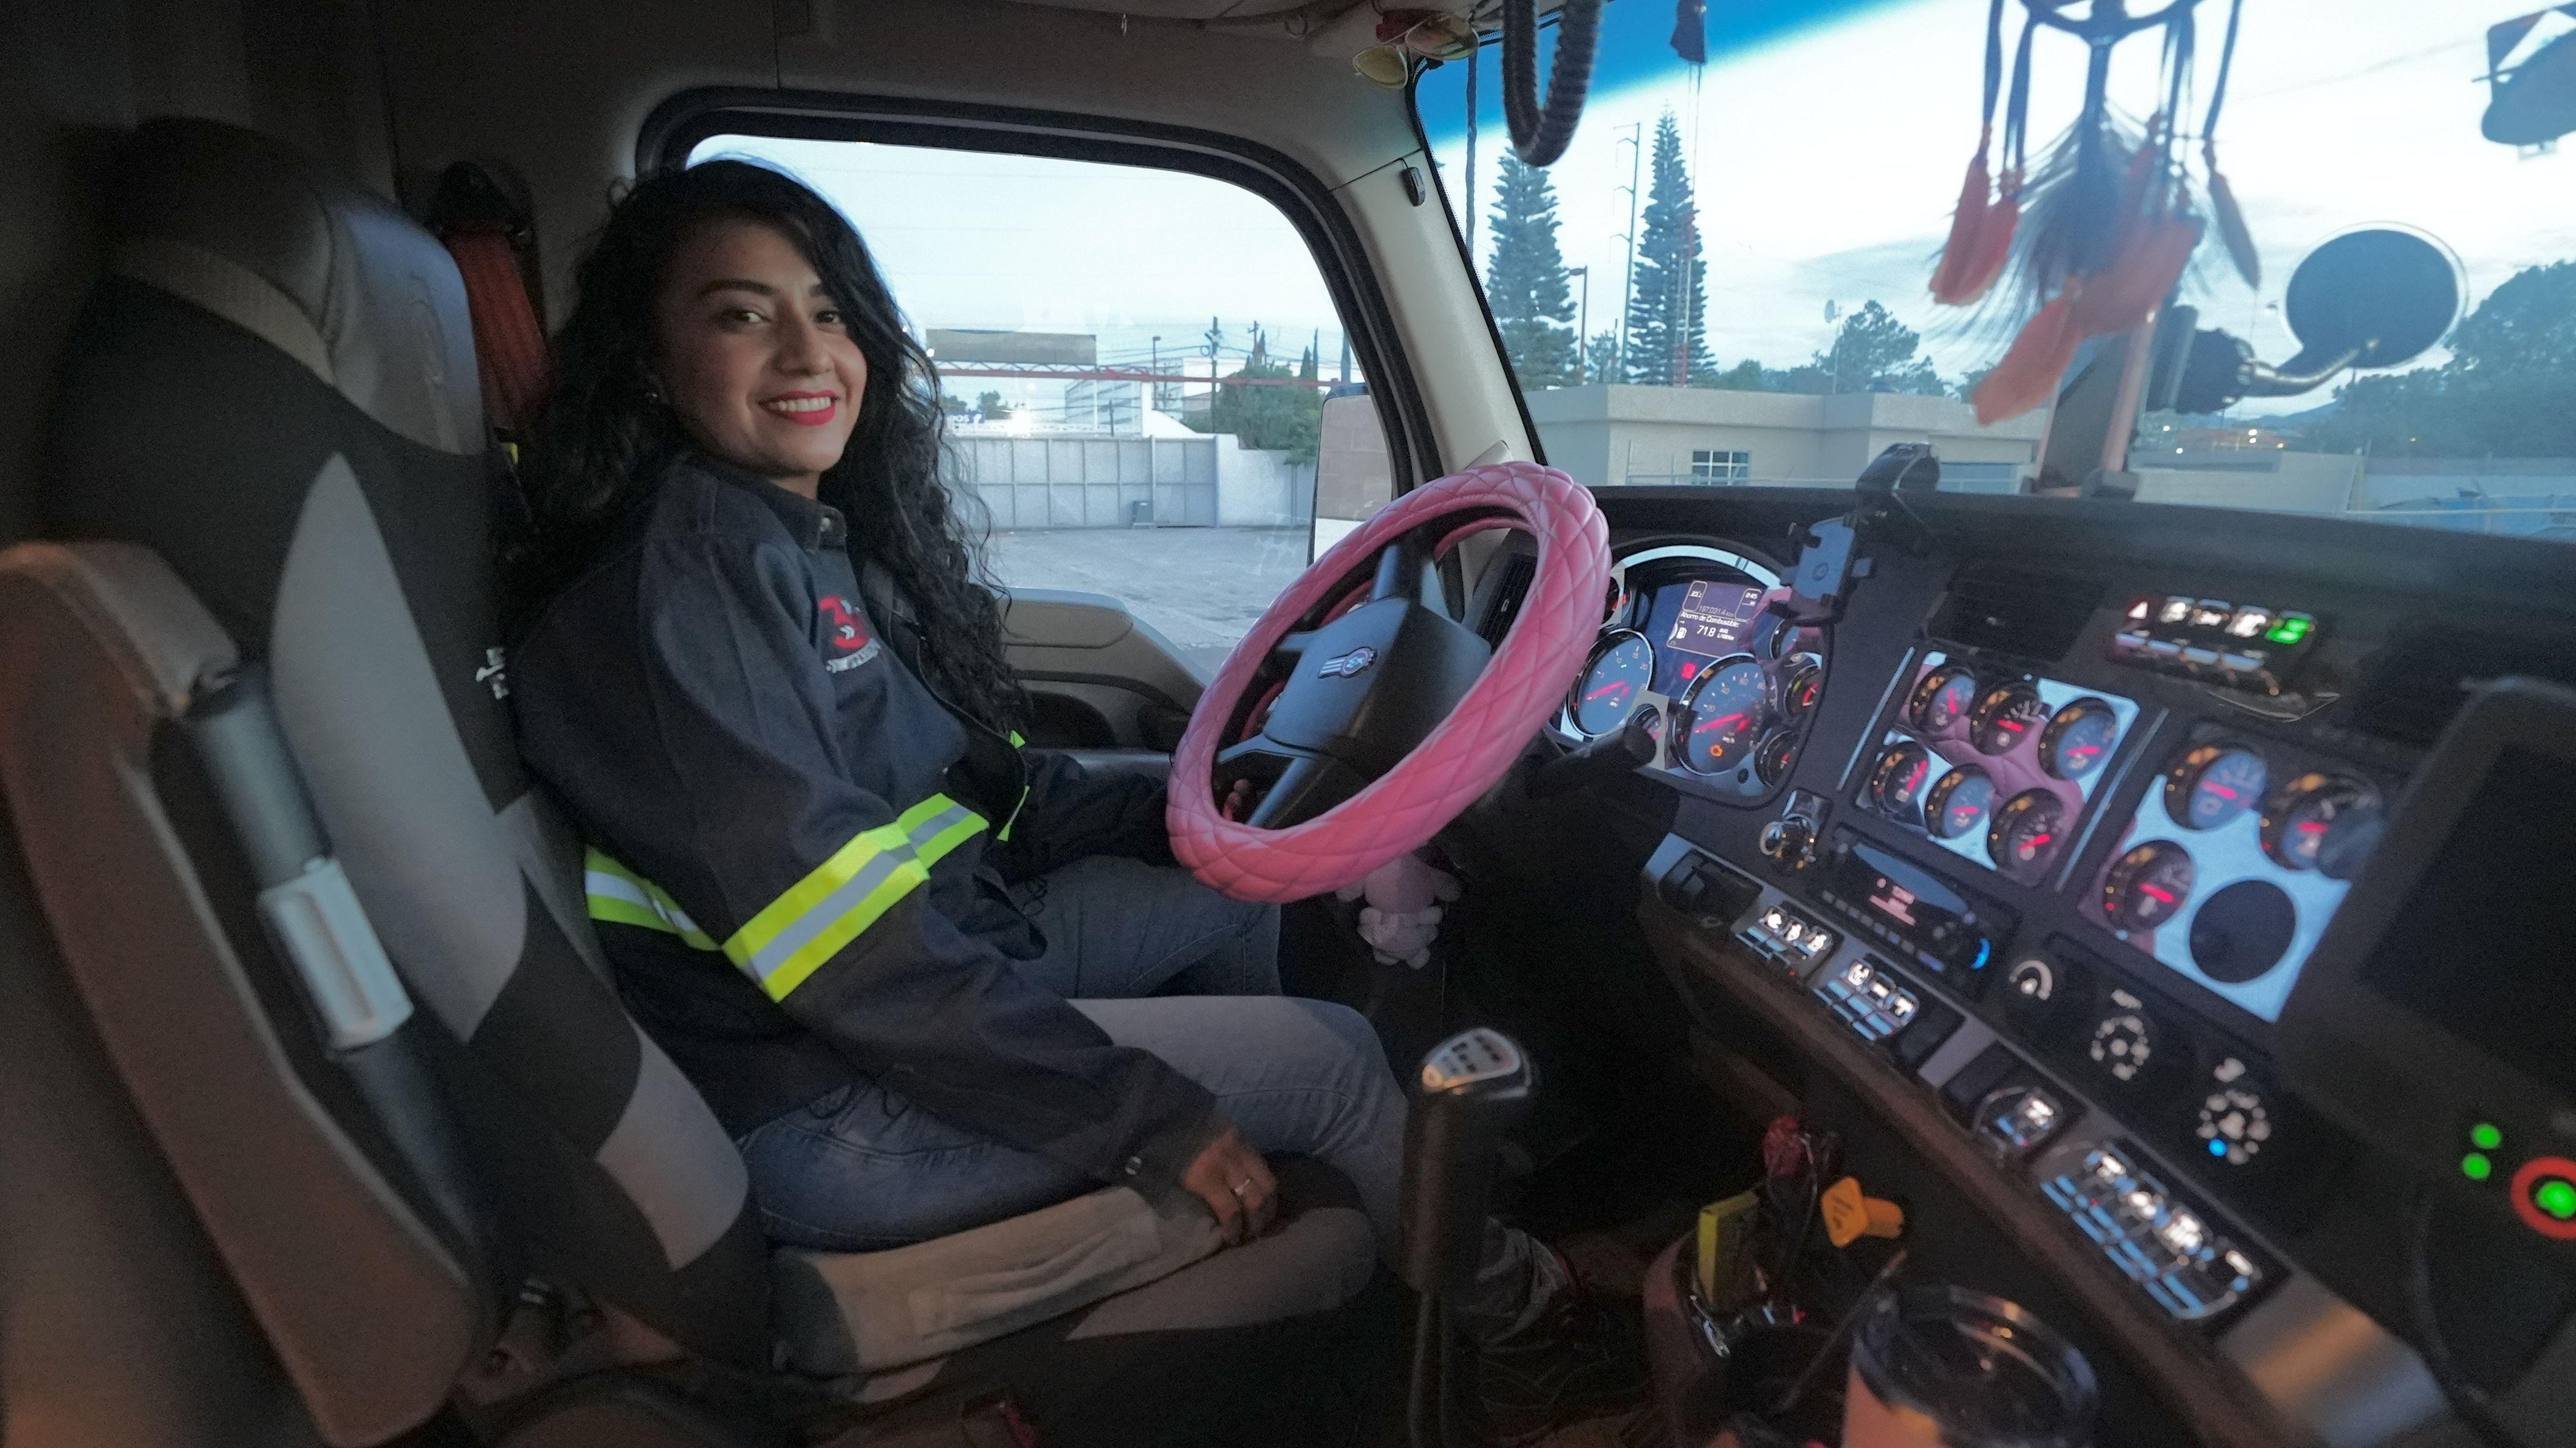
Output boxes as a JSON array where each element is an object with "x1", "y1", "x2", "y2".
[
  {"x1": 1625, "y1": 111, "x2": 1713, "y2": 386},
  {"x1": 1484, "y1": 152, "x2": 1581, "y2": 388}
]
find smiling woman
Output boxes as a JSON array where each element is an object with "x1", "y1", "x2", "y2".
[{"x1": 650, "y1": 219, "x2": 871, "y2": 496}]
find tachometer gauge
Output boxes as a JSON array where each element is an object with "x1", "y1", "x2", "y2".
[
  {"x1": 1971, "y1": 682, "x2": 2052, "y2": 756},
  {"x1": 1571, "y1": 631, "x2": 1654, "y2": 737},
  {"x1": 1923, "y1": 765, "x2": 1996, "y2": 840},
  {"x1": 2038, "y1": 697, "x2": 2120, "y2": 780},
  {"x1": 1756, "y1": 730, "x2": 1800, "y2": 787},
  {"x1": 2102, "y1": 840, "x2": 2196, "y2": 931},
  {"x1": 1989, "y1": 789, "x2": 2067, "y2": 879},
  {"x1": 1868, "y1": 741, "x2": 1934, "y2": 815},
  {"x1": 1906, "y1": 664, "x2": 1979, "y2": 733},
  {"x1": 2166, "y1": 745, "x2": 2268, "y2": 831},
  {"x1": 2259, "y1": 773, "x2": 2375, "y2": 872},
  {"x1": 1679, "y1": 657, "x2": 1768, "y2": 776},
  {"x1": 1778, "y1": 655, "x2": 1825, "y2": 719}
]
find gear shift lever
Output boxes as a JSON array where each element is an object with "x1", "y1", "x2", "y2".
[{"x1": 1400, "y1": 1028, "x2": 1535, "y2": 1448}]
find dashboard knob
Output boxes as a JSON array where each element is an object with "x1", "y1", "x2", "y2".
[{"x1": 1760, "y1": 816, "x2": 1817, "y2": 870}]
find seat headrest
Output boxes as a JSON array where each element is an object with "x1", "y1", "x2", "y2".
[{"x1": 106, "y1": 117, "x2": 482, "y2": 456}]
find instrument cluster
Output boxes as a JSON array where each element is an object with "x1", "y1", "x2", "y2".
[
  {"x1": 2079, "y1": 728, "x2": 2389, "y2": 1023},
  {"x1": 1557, "y1": 545, "x2": 1826, "y2": 801},
  {"x1": 1858, "y1": 654, "x2": 2142, "y2": 886}
]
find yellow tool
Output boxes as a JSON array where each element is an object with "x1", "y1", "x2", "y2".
[
  {"x1": 1696, "y1": 1189, "x2": 1761, "y2": 1305},
  {"x1": 1820, "y1": 1175, "x2": 1906, "y2": 1248}
]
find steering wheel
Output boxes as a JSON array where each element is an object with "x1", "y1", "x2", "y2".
[{"x1": 1168, "y1": 462, "x2": 1608, "y2": 903}]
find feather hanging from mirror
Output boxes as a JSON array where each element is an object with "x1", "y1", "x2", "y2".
[
  {"x1": 1943, "y1": 0, "x2": 2243, "y2": 424},
  {"x1": 2204, "y1": 0, "x2": 2259, "y2": 285}
]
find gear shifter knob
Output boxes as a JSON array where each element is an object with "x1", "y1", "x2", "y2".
[{"x1": 1399, "y1": 1028, "x2": 1535, "y2": 1300}]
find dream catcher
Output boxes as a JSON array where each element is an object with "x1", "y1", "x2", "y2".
[{"x1": 1931, "y1": 0, "x2": 2259, "y2": 423}]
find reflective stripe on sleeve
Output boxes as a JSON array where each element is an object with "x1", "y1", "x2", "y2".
[
  {"x1": 585, "y1": 849, "x2": 719, "y2": 951},
  {"x1": 998, "y1": 731, "x2": 1030, "y2": 842},
  {"x1": 724, "y1": 795, "x2": 988, "y2": 1002}
]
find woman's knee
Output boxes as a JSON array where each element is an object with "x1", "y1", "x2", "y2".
[{"x1": 1293, "y1": 1000, "x2": 1401, "y2": 1098}]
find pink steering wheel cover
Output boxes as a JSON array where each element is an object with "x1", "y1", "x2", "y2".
[{"x1": 1168, "y1": 461, "x2": 1609, "y2": 903}]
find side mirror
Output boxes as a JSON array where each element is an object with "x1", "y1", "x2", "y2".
[{"x1": 2163, "y1": 227, "x2": 2464, "y2": 414}]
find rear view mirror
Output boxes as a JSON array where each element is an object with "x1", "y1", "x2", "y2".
[
  {"x1": 2160, "y1": 227, "x2": 2465, "y2": 414},
  {"x1": 2278, "y1": 227, "x2": 2461, "y2": 374}
]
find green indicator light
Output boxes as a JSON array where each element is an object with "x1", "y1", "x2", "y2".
[
  {"x1": 2266, "y1": 616, "x2": 2314, "y2": 646},
  {"x1": 2471, "y1": 1122, "x2": 2503, "y2": 1151},
  {"x1": 2462, "y1": 1153, "x2": 2493, "y2": 1182},
  {"x1": 2538, "y1": 1179, "x2": 2576, "y2": 1221}
]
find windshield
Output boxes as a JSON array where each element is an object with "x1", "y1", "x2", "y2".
[{"x1": 1416, "y1": 0, "x2": 2576, "y2": 541}]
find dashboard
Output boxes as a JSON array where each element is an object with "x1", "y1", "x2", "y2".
[{"x1": 1490, "y1": 488, "x2": 2576, "y2": 1448}]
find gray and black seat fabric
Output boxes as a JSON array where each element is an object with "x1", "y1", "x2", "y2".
[{"x1": 14, "y1": 115, "x2": 1379, "y2": 1446}]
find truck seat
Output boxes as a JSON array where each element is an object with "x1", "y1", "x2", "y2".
[{"x1": 8, "y1": 117, "x2": 1376, "y2": 1446}]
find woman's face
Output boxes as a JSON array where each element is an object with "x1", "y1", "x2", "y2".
[{"x1": 649, "y1": 216, "x2": 868, "y2": 498}]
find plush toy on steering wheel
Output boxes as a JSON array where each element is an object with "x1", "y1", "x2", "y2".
[{"x1": 1168, "y1": 461, "x2": 1610, "y2": 903}]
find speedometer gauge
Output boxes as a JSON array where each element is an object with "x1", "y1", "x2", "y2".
[
  {"x1": 1679, "y1": 657, "x2": 1767, "y2": 776},
  {"x1": 1571, "y1": 632, "x2": 1654, "y2": 736},
  {"x1": 2166, "y1": 745, "x2": 2268, "y2": 831},
  {"x1": 1907, "y1": 664, "x2": 1979, "y2": 733},
  {"x1": 1970, "y1": 683, "x2": 2052, "y2": 756}
]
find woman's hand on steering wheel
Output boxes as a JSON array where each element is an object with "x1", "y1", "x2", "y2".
[{"x1": 1180, "y1": 1122, "x2": 1277, "y2": 1245}]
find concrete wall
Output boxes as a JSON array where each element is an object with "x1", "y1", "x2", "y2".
[
  {"x1": 1522, "y1": 384, "x2": 2046, "y2": 490},
  {"x1": 1213, "y1": 434, "x2": 1315, "y2": 528},
  {"x1": 950, "y1": 430, "x2": 1311, "y2": 529}
]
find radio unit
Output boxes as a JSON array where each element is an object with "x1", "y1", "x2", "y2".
[{"x1": 1812, "y1": 829, "x2": 2014, "y2": 982}]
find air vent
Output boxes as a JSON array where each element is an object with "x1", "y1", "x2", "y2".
[
  {"x1": 1930, "y1": 565, "x2": 2103, "y2": 664},
  {"x1": 1478, "y1": 555, "x2": 1536, "y2": 648}
]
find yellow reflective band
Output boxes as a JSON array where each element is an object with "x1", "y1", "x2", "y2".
[
  {"x1": 584, "y1": 849, "x2": 718, "y2": 951},
  {"x1": 724, "y1": 795, "x2": 988, "y2": 1002},
  {"x1": 1008, "y1": 731, "x2": 1026, "y2": 748}
]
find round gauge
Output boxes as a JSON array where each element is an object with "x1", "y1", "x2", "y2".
[
  {"x1": 1989, "y1": 790, "x2": 2067, "y2": 879},
  {"x1": 1868, "y1": 741, "x2": 1934, "y2": 814},
  {"x1": 2088, "y1": 1003, "x2": 2159, "y2": 1084},
  {"x1": 2165, "y1": 745, "x2": 2269, "y2": 831},
  {"x1": 2196, "y1": 1060, "x2": 2274, "y2": 1168},
  {"x1": 1778, "y1": 655, "x2": 1825, "y2": 718},
  {"x1": 1765, "y1": 615, "x2": 1823, "y2": 661},
  {"x1": 2038, "y1": 697, "x2": 2121, "y2": 780},
  {"x1": 1571, "y1": 632, "x2": 1655, "y2": 737},
  {"x1": 2102, "y1": 840, "x2": 2196, "y2": 932},
  {"x1": 1679, "y1": 657, "x2": 1769, "y2": 776},
  {"x1": 1636, "y1": 703, "x2": 1667, "y2": 744},
  {"x1": 1923, "y1": 765, "x2": 1996, "y2": 841},
  {"x1": 1906, "y1": 664, "x2": 1980, "y2": 733},
  {"x1": 1756, "y1": 730, "x2": 1800, "y2": 787},
  {"x1": 2189, "y1": 880, "x2": 2297, "y2": 984},
  {"x1": 1970, "y1": 683, "x2": 2052, "y2": 756},
  {"x1": 2261, "y1": 773, "x2": 2376, "y2": 872}
]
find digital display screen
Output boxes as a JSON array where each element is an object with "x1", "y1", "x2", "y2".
[
  {"x1": 2359, "y1": 746, "x2": 2576, "y2": 1099},
  {"x1": 1823, "y1": 839, "x2": 1999, "y2": 974},
  {"x1": 1666, "y1": 579, "x2": 1762, "y2": 658}
]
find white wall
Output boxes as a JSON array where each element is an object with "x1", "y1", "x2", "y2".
[{"x1": 1214, "y1": 434, "x2": 1313, "y2": 527}]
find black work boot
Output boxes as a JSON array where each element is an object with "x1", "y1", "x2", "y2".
[{"x1": 1468, "y1": 1252, "x2": 1651, "y2": 1447}]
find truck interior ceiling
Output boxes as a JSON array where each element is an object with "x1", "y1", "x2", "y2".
[{"x1": 4, "y1": 2, "x2": 2574, "y2": 1448}]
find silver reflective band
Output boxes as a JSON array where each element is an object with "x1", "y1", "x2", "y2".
[{"x1": 257, "y1": 856, "x2": 414, "y2": 1050}]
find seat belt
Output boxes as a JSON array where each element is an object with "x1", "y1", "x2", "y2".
[{"x1": 426, "y1": 162, "x2": 552, "y2": 440}]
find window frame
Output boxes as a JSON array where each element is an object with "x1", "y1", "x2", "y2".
[
  {"x1": 1690, "y1": 449, "x2": 1752, "y2": 484},
  {"x1": 640, "y1": 87, "x2": 1437, "y2": 499}
]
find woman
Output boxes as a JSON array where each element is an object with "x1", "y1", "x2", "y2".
[{"x1": 509, "y1": 159, "x2": 1632, "y2": 1436}]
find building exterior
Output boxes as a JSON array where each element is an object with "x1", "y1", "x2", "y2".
[{"x1": 1522, "y1": 384, "x2": 2047, "y2": 492}]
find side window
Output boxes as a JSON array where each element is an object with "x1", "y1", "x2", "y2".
[{"x1": 687, "y1": 135, "x2": 1392, "y2": 677}]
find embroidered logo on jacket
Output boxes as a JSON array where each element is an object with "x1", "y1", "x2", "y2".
[{"x1": 817, "y1": 595, "x2": 882, "y2": 673}]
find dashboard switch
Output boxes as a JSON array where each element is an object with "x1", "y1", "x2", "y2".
[{"x1": 2041, "y1": 1144, "x2": 2267, "y2": 1323}]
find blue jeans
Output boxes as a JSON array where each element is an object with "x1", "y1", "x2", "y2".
[{"x1": 738, "y1": 855, "x2": 1550, "y2": 1333}]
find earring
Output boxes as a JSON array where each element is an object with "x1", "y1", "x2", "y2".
[{"x1": 641, "y1": 376, "x2": 667, "y2": 405}]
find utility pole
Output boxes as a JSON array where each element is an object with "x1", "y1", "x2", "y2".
[
  {"x1": 1569, "y1": 265, "x2": 1590, "y2": 383},
  {"x1": 1151, "y1": 335, "x2": 1161, "y2": 412},
  {"x1": 1338, "y1": 330, "x2": 1351, "y2": 385},
  {"x1": 1613, "y1": 121, "x2": 1642, "y2": 381}
]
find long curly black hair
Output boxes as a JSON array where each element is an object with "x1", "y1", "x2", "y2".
[{"x1": 514, "y1": 159, "x2": 1026, "y2": 733}]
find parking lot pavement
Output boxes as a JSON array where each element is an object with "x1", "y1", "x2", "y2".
[{"x1": 985, "y1": 525, "x2": 1313, "y2": 678}]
